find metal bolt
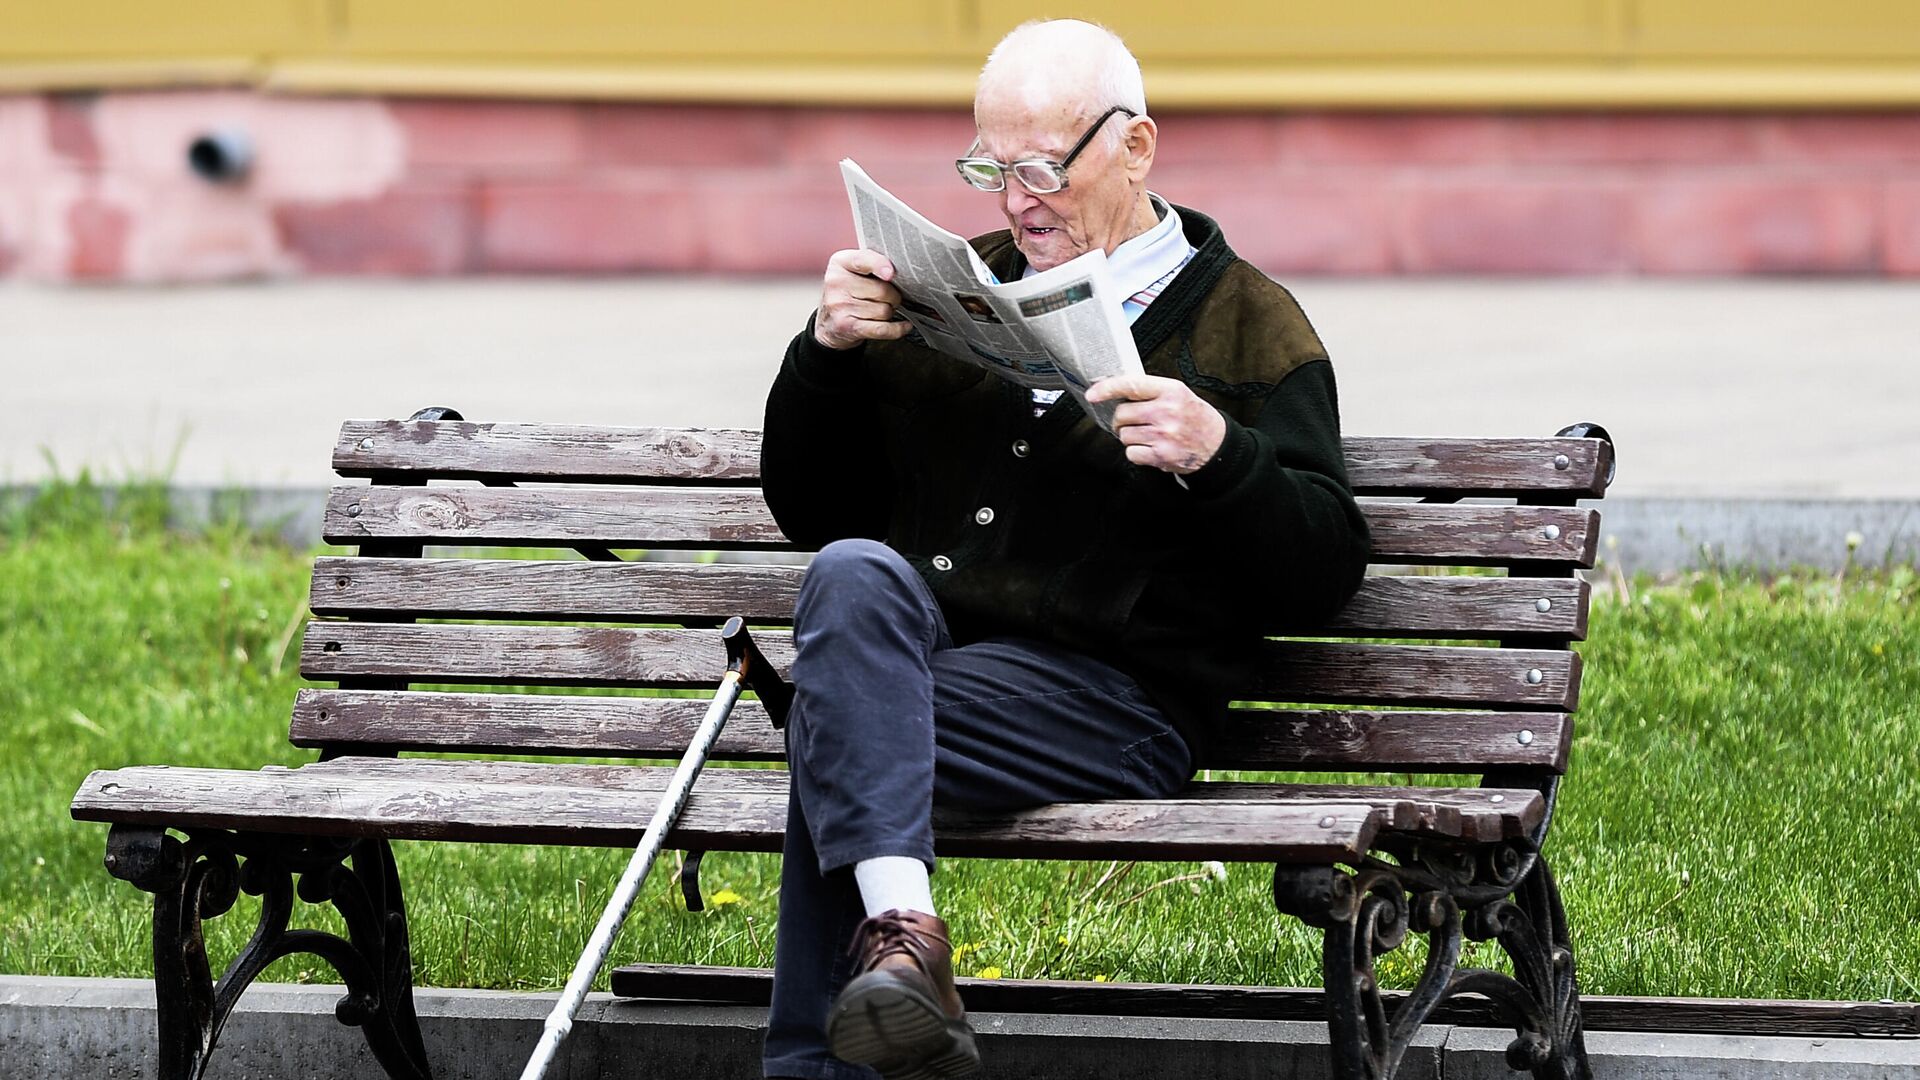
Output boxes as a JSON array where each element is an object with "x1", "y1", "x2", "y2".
[
  {"x1": 345, "y1": 503, "x2": 362, "y2": 518},
  {"x1": 1490, "y1": 794, "x2": 1505, "y2": 804},
  {"x1": 1318, "y1": 815, "x2": 1337, "y2": 829},
  {"x1": 1011, "y1": 439, "x2": 1031, "y2": 458},
  {"x1": 357, "y1": 437, "x2": 374, "y2": 452},
  {"x1": 931, "y1": 555, "x2": 953, "y2": 571},
  {"x1": 1518, "y1": 729, "x2": 1535, "y2": 746},
  {"x1": 1535, "y1": 597, "x2": 1552, "y2": 613},
  {"x1": 1525, "y1": 668, "x2": 1544, "y2": 685},
  {"x1": 335, "y1": 576, "x2": 350, "y2": 589},
  {"x1": 1541, "y1": 524, "x2": 1561, "y2": 541},
  {"x1": 104, "y1": 853, "x2": 118, "y2": 867},
  {"x1": 1553, "y1": 454, "x2": 1570, "y2": 471},
  {"x1": 974, "y1": 507, "x2": 995, "y2": 525}
]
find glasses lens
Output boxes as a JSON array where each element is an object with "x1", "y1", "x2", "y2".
[
  {"x1": 957, "y1": 160, "x2": 1005, "y2": 191},
  {"x1": 1011, "y1": 162, "x2": 1066, "y2": 194}
]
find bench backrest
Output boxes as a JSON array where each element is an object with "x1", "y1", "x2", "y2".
[{"x1": 297, "y1": 419, "x2": 1611, "y2": 792}]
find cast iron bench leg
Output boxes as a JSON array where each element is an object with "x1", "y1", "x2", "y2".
[
  {"x1": 1275, "y1": 843, "x2": 1592, "y2": 1080},
  {"x1": 105, "y1": 825, "x2": 432, "y2": 1080}
]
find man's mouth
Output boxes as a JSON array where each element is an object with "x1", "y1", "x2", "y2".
[{"x1": 1023, "y1": 226, "x2": 1057, "y2": 237}]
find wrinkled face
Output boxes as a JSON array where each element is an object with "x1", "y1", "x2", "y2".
[{"x1": 972, "y1": 89, "x2": 1152, "y2": 272}]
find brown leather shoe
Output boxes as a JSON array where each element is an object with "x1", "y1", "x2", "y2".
[{"x1": 826, "y1": 909, "x2": 980, "y2": 1080}]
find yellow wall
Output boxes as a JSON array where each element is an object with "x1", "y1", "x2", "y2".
[{"x1": 4, "y1": 1, "x2": 1920, "y2": 106}]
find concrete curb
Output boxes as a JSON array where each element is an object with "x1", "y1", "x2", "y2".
[
  {"x1": 4, "y1": 976, "x2": 1917, "y2": 1079},
  {"x1": 4, "y1": 485, "x2": 1918, "y2": 573}
]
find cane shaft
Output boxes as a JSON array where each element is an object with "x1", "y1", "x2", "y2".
[{"x1": 519, "y1": 669, "x2": 744, "y2": 1080}]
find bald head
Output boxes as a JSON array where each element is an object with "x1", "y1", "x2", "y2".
[
  {"x1": 976, "y1": 19, "x2": 1146, "y2": 140},
  {"x1": 969, "y1": 19, "x2": 1159, "y2": 272}
]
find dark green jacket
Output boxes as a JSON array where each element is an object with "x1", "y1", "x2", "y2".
[{"x1": 761, "y1": 207, "x2": 1370, "y2": 760}]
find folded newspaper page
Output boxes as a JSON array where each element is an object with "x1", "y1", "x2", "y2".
[{"x1": 841, "y1": 160, "x2": 1145, "y2": 433}]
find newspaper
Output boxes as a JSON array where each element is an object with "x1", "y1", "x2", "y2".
[{"x1": 841, "y1": 159, "x2": 1144, "y2": 433}]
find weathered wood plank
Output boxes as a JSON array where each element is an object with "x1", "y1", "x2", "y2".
[
  {"x1": 296, "y1": 624, "x2": 1581, "y2": 709},
  {"x1": 334, "y1": 421, "x2": 764, "y2": 485},
  {"x1": 263, "y1": 756, "x2": 1538, "y2": 840},
  {"x1": 607, "y1": 965, "x2": 1920, "y2": 1037},
  {"x1": 332, "y1": 421, "x2": 1611, "y2": 497},
  {"x1": 290, "y1": 689, "x2": 1573, "y2": 773},
  {"x1": 70, "y1": 763, "x2": 1386, "y2": 861},
  {"x1": 1210, "y1": 708, "x2": 1573, "y2": 773},
  {"x1": 323, "y1": 486, "x2": 788, "y2": 550},
  {"x1": 310, "y1": 558, "x2": 1590, "y2": 639},
  {"x1": 322, "y1": 486, "x2": 1597, "y2": 567}
]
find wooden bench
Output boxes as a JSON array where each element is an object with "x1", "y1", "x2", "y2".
[{"x1": 72, "y1": 410, "x2": 1616, "y2": 1080}]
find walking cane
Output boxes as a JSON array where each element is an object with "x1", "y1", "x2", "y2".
[{"x1": 519, "y1": 616, "x2": 792, "y2": 1080}]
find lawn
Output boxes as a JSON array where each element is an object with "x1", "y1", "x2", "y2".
[{"x1": 2, "y1": 479, "x2": 1916, "y2": 1002}]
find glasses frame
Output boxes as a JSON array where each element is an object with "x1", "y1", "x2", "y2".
[{"x1": 955, "y1": 105, "x2": 1139, "y2": 194}]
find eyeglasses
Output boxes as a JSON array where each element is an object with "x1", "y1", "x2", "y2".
[{"x1": 955, "y1": 105, "x2": 1138, "y2": 195}]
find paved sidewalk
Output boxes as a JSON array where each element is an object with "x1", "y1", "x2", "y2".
[{"x1": 3, "y1": 277, "x2": 1916, "y2": 498}]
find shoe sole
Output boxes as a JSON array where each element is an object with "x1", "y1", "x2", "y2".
[{"x1": 827, "y1": 972, "x2": 981, "y2": 1080}]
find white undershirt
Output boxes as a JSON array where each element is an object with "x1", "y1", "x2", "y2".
[{"x1": 1026, "y1": 193, "x2": 1196, "y2": 414}]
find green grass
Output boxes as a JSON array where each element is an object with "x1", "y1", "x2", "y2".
[{"x1": 2, "y1": 478, "x2": 1916, "y2": 1001}]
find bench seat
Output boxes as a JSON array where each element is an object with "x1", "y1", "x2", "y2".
[{"x1": 73, "y1": 759, "x2": 1543, "y2": 862}]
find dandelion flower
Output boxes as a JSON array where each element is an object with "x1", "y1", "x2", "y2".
[
  {"x1": 1092, "y1": 974, "x2": 1108, "y2": 983},
  {"x1": 710, "y1": 889, "x2": 744, "y2": 907},
  {"x1": 974, "y1": 966, "x2": 1002, "y2": 980}
]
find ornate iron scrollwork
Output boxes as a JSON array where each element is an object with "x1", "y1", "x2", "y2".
[
  {"x1": 1274, "y1": 841, "x2": 1590, "y2": 1080},
  {"x1": 105, "y1": 825, "x2": 432, "y2": 1080}
]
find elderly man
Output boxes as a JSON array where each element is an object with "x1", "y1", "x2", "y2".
[{"x1": 758, "y1": 19, "x2": 1370, "y2": 1080}]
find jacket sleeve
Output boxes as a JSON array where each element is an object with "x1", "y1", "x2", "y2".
[
  {"x1": 758, "y1": 319, "x2": 894, "y2": 548},
  {"x1": 1144, "y1": 358, "x2": 1372, "y2": 633}
]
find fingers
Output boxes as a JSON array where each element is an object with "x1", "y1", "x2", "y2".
[
  {"x1": 817, "y1": 249, "x2": 906, "y2": 349},
  {"x1": 833, "y1": 248, "x2": 896, "y2": 282},
  {"x1": 1104, "y1": 380, "x2": 1228, "y2": 476},
  {"x1": 1086, "y1": 373, "x2": 1174, "y2": 404}
]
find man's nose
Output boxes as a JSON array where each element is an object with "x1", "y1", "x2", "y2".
[{"x1": 1001, "y1": 182, "x2": 1040, "y2": 216}]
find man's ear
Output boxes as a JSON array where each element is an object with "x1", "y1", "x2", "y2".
[{"x1": 1125, "y1": 115, "x2": 1157, "y2": 179}]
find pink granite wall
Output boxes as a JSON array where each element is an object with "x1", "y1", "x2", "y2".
[{"x1": 2, "y1": 91, "x2": 1919, "y2": 281}]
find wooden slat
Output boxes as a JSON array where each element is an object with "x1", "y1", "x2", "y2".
[
  {"x1": 311, "y1": 558, "x2": 1591, "y2": 639},
  {"x1": 331, "y1": 421, "x2": 1611, "y2": 497},
  {"x1": 323, "y1": 486, "x2": 787, "y2": 550},
  {"x1": 290, "y1": 691, "x2": 1574, "y2": 773},
  {"x1": 608, "y1": 965, "x2": 1920, "y2": 1038},
  {"x1": 1361, "y1": 503, "x2": 1598, "y2": 568},
  {"x1": 322, "y1": 486, "x2": 1598, "y2": 567},
  {"x1": 1211, "y1": 708, "x2": 1573, "y2": 773},
  {"x1": 1344, "y1": 436, "x2": 1611, "y2": 498},
  {"x1": 296, "y1": 624, "x2": 1580, "y2": 710},
  {"x1": 1246, "y1": 640, "x2": 1581, "y2": 711},
  {"x1": 334, "y1": 421, "x2": 763, "y2": 485},
  {"x1": 71, "y1": 762, "x2": 1390, "y2": 862}
]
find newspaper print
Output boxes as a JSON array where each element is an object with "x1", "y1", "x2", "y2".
[{"x1": 841, "y1": 160, "x2": 1144, "y2": 433}]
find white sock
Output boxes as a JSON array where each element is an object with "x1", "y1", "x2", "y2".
[{"x1": 853, "y1": 856, "x2": 936, "y2": 918}]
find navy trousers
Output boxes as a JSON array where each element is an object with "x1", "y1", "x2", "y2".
[{"x1": 762, "y1": 539, "x2": 1194, "y2": 1080}]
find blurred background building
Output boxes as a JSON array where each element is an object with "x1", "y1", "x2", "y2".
[{"x1": 2, "y1": 1, "x2": 1917, "y2": 282}]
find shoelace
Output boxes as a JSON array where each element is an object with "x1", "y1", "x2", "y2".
[{"x1": 848, "y1": 913, "x2": 944, "y2": 965}]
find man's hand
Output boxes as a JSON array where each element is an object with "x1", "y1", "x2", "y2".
[
  {"x1": 1087, "y1": 374, "x2": 1227, "y2": 475},
  {"x1": 815, "y1": 249, "x2": 911, "y2": 351}
]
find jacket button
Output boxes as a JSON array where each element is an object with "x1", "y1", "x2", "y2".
[
  {"x1": 974, "y1": 507, "x2": 995, "y2": 525},
  {"x1": 932, "y1": 555, "x2": 953, "y2": 571},
  {"x1": 1011, "y1": 439, "x2": 1031, "y2": 458}
]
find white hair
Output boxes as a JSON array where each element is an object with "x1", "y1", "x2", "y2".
[{"x1": 979, "y1": 19, "x2": 1146, "y2": 149}]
